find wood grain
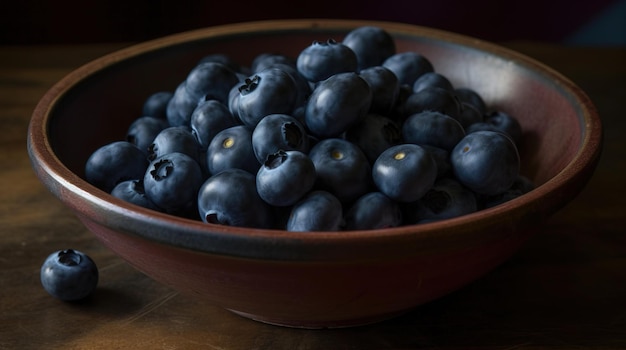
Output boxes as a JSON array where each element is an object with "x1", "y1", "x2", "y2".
[{"x1": 1, "y1": 42, "x2": 625, "y2": 349}]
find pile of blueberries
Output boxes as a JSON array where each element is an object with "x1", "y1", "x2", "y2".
[{"x1": 85, "y1": 25, "x2": 535, "y2": 232}]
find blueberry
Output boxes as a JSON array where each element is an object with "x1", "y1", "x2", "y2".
[
  {"x1": 344, "y1": 192, "x2": 402, "y2": 230},
  {"x1": 148, "y1": 126, "x2": 201, "y2": 163},
  {"x1": 372, "y1": 143, "x2": 438, "y2": 202},
  {"x1": 251, "y1": 53, "x2": 296, "y2": 73},
  {"x1": 197, "y1": 168, "x2": 273, "y2": 228},
  {"x1": 262, "y1": 62, "x2": 312, "y2": 108},
  {"x1": 402, "y1": 177, "x2": 477, "y2": 224},
  {"x1": 190, "y1": 99, "x2": 239, "y2": 150},
  {"x1": 456, "y1": 102, "x2": 484, "y2": 129},
  {"x1": 412, "y1": 72, "x2": 455, "y2": 93},
  {"x1": 111, "y1": 179, "x2": 161, "y2": 210},
  {"x1": 252, "y1": 113, "x2": 310, "y2": 163},
  {"x1": 40, "y1": 249, "x2": 98, "y2": 301},
  {"x1": 126, "y1": 116, "x2": 169, "y2": 156},
  {"x1": 166, "y1": 81, "x2": 201, "y2": 127},
  {"x1": 342, "y1": 26, "x2": 396, "y2": 71},
  {"x1": 402, "y1": 110, "x2": 466, "y2": 152},
  {"x1": 206, "y1": 125, "x2": 259, "y2": 175},
  {"x1": 308, "y1": 138, "x2": 373, "y2": 204},
  {"x1": 184, "y1": 61, "x2": 241, "y2": 104},
  {"x1": 464, "y1": 111, "x2": 523, "y2": 147},
  {"x1": 344, "y1": 113, "x2": 402, "y2": 165},
  {"x1": 451, "y1": 130, "x2": 520, "y2": 196},
  {"x1": 237, "y1": 67, "x2": 299, "y2": 128},
  {"x1": 454, "y1": 87, "x2": 487, "y2": 115},
  {"x1": 296, "y1": 39, "x2": 358, "y2": 83},
  {"x1": 304, "y1": 72, "x2": 372, "y2": 138},
  {"x1": 142, "y1": 91, "x2": 173, "y2": 119},
  {"x1": 286, "y1": 190, "x2": 343, "y2": 232},
  {"x1": 421, "y1": 144, "x2": 452, "y2": 179},
  {"x1": 382, "y1": 51, "x2": 434, "y2": 86},
  {"x1": 256, "y1": 150, "x2": 316, "y2": 207},
  {"x1": 358, "y1": 65, "x2": 400, "y2": 115},
  {"x1": 402, "y1": 87, "x2": 462, "y2": 120},
  {"x1": 197, "y1": 53, "x2": 244, "y2": 74},
  {"x1": 482, "y1": 175, "x2": 535, "y2": 209},
  {"x1": 85, "y1": 141, "x2": 149, "y2": 193},
  {"x1": 143, "y1": 152, "x2": 204, "y2": 216}
]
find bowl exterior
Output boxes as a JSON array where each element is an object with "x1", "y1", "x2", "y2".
[{"x1": 27, "y1": 19, "x2": 602, "y2": 327}]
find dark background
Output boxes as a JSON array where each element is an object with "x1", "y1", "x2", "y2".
[{"x1": 2, "y1": 0, "x2": 625, "y2": 46}]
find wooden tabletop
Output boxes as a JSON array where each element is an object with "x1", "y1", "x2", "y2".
[{"x1": 1, "y1": 42, "x2": 625, "y2": 350}]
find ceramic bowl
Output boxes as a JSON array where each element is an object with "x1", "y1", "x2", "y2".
[{"x1": 27, "y1": 19, "x2": 602, "y2": 328}]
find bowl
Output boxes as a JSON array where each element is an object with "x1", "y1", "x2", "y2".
[{"x1": 27, "y1": 19, "x2": 602, "y2": 328}]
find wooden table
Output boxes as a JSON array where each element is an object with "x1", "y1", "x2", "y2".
[{"x1": 1, "y1": 42, "x2": 625, "y2": 349}]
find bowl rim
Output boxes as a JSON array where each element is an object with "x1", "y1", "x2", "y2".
[{"x1": 27, "y1": 18, "x2": 603, "y2": 261}]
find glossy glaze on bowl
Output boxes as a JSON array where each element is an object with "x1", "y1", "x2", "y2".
[{"x1": 28, "y1": 19, "x2": 602, "y2": 328}]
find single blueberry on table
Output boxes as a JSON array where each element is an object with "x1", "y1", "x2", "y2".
[
  {"x1": 85, "y1": 140, "x2": 149, "y2": 193},
  {"x1": 451, "y1": 130, "x2": 520, "y2": 196},
  {"x1": 197, "y1": 168, "x2": 274, "y2": 228},
  {"x1": 256, "y1": 150, "x2": 316, "y2": 207},
  {"x1": 286, "y1": 190, "x2": 344, "y2": 232},
  {"x1": 372, "y1": 143, "x2": 438, "y2": 202},
  {"x1": 206, "y1": 125, "x2": 259, "y2": 175},
  {"x1": 344, "y1": 191, "x2": 403, "y2": 230},
  {"x1": 40, "y1": 249, "x2": 98, "y2": 301}
]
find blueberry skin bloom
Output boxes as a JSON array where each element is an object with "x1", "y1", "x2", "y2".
[
  {"x1": 148, "y1": 126, "x2": 201, "y2": 163},
  {"x1": 184, "y1": 61, "x2": 241, "y2": 104},
  {"x1": 197, "y1": 168, "x2": 273, "y2": 228},
  {"x1": 342, "y1": 26, "x2": 396, "y2": 71},
  {"x1": 372, "y1": 143, "x2": 438, "y2": 202},
  {"x1": 256, "y1": 150, "x2": 316, "y2": 207},
  {"x1": 251, "y1": 113, "x2": 310, "y2": 163},
  {"x1": 403, "y1": 177, "x2": 478, "y2": 224},
  {"x1": 451, "y1": 130, "x2": 520, "y2": 196},
  {"x1": 287, "y1": 190, "x2": 343, "y2": 232},
  {"x1": 206, "y1": 125, "x2": 259, "y2": 175},
  {"x1": 111, "y1": 179, "x2": 161, "y2": 211},
  {"x1": 143, "y1": 152, "x2": 204, "y2": 213},
  {"x1": 344, "y1": 192, "x2": 403, "y2": 230},
  {"x1": 190, "y1": 99, "x2": 238, "y2": 150},
  {"x1": 382, "y1": 51, "x2": 434, "y2": 86},
  {"x1": 126, "y1": 116, "x2": 169, "y2": 156},
  {"x1": 237, "y1": 67, "x2": 299, "y2": 128},
  {"x1": 402, "y1": 110, "x2": 466, "y2": 152},
  {"x1": 358, "y1": 65, "x2": 400, "y2": 116},
  {"x1": 308, "y1": 138, "x2": 373, "y2": 204},
  {"x1": 296, "y1": 39, "x2": 358, "y2": 83},
  {"x1": 304, "y1": 72, "x2": 372, "y2": 138},
  {"x1": 40, "y1": 249, "x2": 98, "y2": 301},
  {"x1": 85, "y1": 141, "x2": 149, "y2": 193}
]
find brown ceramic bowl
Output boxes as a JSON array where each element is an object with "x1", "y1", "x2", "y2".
[{"x1": 27, "y1": 19, "x2": 602, "y2": 328}]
